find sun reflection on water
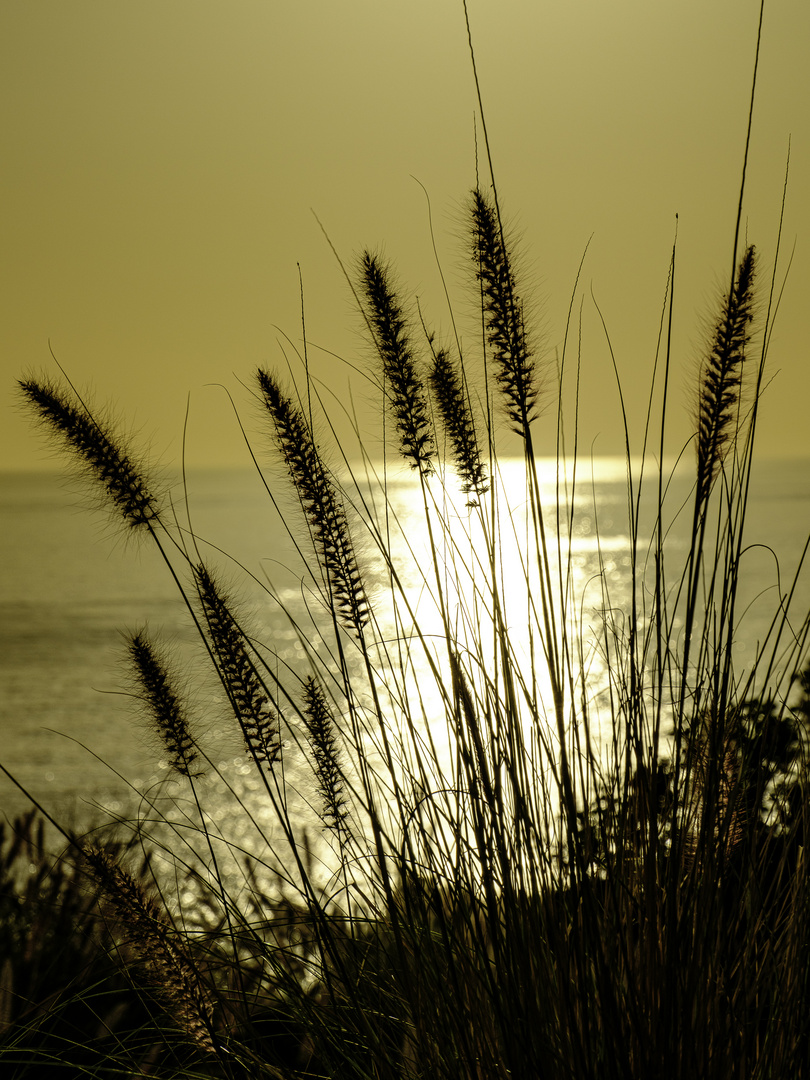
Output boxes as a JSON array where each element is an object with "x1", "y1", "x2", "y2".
[
  {"x1": 150, "y1": 456, "x2": 649, "y2": 901},
  {"x1": 8, "y1": 457, "x2": 805, "y2": 898}
]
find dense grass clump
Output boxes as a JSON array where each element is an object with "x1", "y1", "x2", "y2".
[{"x1": 5, "y1": 4, "x2": 810, "y2": 1077}]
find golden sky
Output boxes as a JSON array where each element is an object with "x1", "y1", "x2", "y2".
[{"x1": 2, "y1": 0, "x2": 809, "y2": 471}]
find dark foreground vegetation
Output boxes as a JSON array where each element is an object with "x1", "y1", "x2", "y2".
[
  {"x1": 4, "y1": 1, "x2": 810, "y2": 1076},
  {"x1": 3, "y1": 662, "x2": 810, "y2": 1078}
]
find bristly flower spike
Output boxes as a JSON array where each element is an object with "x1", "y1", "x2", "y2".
[
  {"x1": 18, "y1": 377, "x2": 161, "y2": 530},
  {"x1": 429, "y1": 346, "x2": 488, "y2": 501},
  {"x1": 257, "y1": 368, "x2": 370, "y2": 636},
  {"x1": 83, "y1": 845, "x2": 216, "y2": 1054},
  {"x1": 194, "y1": 564, "x2": 282, "y2": 769},
  {"x1": 358, "y1": 251, "x2": 435, "y2": 474},
  {"x1": 469, "y1": 188, "x2": 537, "y2": 437},
  {"x1": 302, "y1": 675, "x2": 352, "y2": 836},
  {"x1": 127, "y1": 630, "x2": 201, "y2": 778},
  {"x1": 696, "y1": 244, "x2": 757, "y2": 508}
]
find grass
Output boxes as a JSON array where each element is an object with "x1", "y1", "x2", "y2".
[
  {"x1": 0, "y1": 810, "x2": 177, "y2": 1074},
  {"x1": 5, "y1": 1, "x2": 810, "y2": 1075}
]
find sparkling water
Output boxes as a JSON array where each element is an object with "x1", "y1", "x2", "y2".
[{"x1": 2, "y1": 459, "x2": 808, "y2": 837}]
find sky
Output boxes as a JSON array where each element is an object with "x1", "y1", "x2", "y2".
[{"x1": 2, "y1": 0, "x2": 809, "y2": 472}]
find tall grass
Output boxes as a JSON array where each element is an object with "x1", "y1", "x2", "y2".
[{"x1": 7, "y1": 3, "x2": 810, "y2": 1076}]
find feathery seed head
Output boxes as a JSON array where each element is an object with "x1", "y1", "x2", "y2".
[
  {"x1": 469, "y1": 189, "x2": 537, "y2": 437},
  {"x1": 83, "y1": 845, "x2": 216, "y2": 1053},
  {"x1": 194, "y1": 563, "x2": 282, "y2": 769},
  {"x1": 358, "y1": 251, "x2": 435, "y2": 473},
  {"x1": 429, "y1": 347, "x2": 488, "y2": 500},
  {"x1": 257, "y1": 368, "x2": 370, "y2": 635},
  {"x1": 18, "y1": 377, "x2": 161, "y2": 530},
  {"x1": 302, "y1": 675, "x2": 351, "y2": 835},
  {"x1": 695, "y1": 244, "x2": 757, "y2": 506},
  {"x1": 127, "y1": 630, "x2": 201, "y2": 778}
]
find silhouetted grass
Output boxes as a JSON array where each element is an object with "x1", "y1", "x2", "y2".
[{"x1": 6, "y1": 2, "x2": 810, "y2": 1076}]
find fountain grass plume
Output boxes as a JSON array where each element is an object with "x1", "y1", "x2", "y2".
[
  {"x1": 302, "y1": 675, "x2": 352, "y2": 838},
  {"x1": 194, "y1": 562, "x2": 283, "y2": 770},
  {"x1": 429, "y1": 346, "x2": 489, "y2": 500},
  {"x1": 257, "y1": 365, "x2": 370, "y2": 636},
  {"x1": 695, "y1": 243, "x2": 758, "y2": 511},
  {"x1": 17, "y1": 375, "x2": 162, "y2": 531},
  {"x1": 469, "y1": 187, "x2": 537, "y2": 438},
  {"x1": 359, "y1": 251, "x2": 435, "y2": 474},
  {"x1": 82, "y1": 844, "x2": 218, "y2": 1057},
  {"x1": 126, "y1": 629, "x2": 201, "y2": 779}
]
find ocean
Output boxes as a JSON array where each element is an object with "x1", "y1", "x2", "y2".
[{"x1": 2, "y1": 459, "x2": 809, "y2": 835}]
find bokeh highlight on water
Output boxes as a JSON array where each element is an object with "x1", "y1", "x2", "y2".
[{"x1": 2, "y1": 459, "x2": 808, "y2": 835}]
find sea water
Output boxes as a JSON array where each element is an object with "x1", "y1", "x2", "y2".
[{"x1": 2, "y1": 459, "x2": 808, "y2": 836}]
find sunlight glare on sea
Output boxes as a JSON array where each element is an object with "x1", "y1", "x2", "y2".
[{"x1": 1, "y1": 457, "x2": 808, "y2": 845}]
